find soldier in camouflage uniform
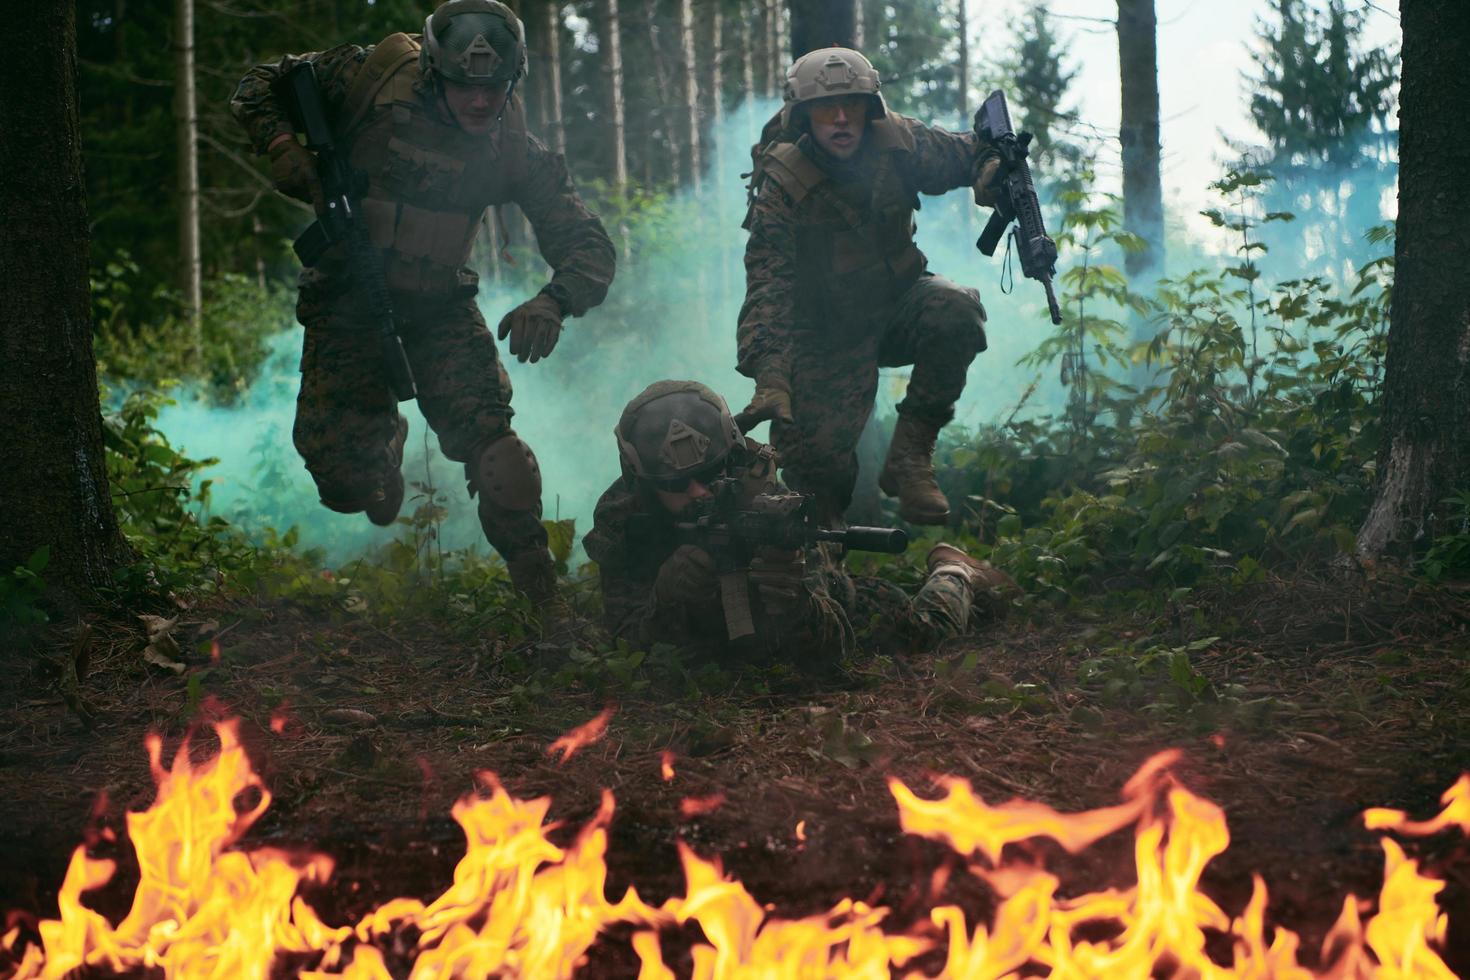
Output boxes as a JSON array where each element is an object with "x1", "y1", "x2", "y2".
[
  {"x1": 230, "y1": 0, "x2": 615, "y2": 608},
  {"x1": 737, "y1": 47, "x2": 1003, "y2": 528},
  {"x1": 583, "y1": 381, "x2": 1012, "y2": 663}
]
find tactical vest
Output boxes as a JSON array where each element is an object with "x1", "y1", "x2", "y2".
[
  {"x1": 338, "y1": 33, "x2": 530, "y2": 296},
  {"x1": 755, "y1": 116, "x2": 926, "y2": 325}
]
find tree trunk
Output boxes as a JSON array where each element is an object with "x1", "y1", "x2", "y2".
[
  {"x1": 679, "y1": 0, "x2": 701, "y2": 191},
  {"x1": 645, "y1": 4, "x2": 683, "y2": 186},
  {"x1": 740, "y1": 6, "x2": 756, "y2": 114},
  {"x1": 1116, "y1": 0, "x2": 1164, "y2": 276},
  {"x1": 763, "y1": 0, "x2": 779, "y2": 97},
  {"x1": 544, "y1": 0, "x2": 566, "y2": 156},
  {"x1": 956, "y1": 0, "x2": 970, "y2": 127},
  {"x1": 599, "y1": 0, "x2": 628, "y2": 190},
  {"x1": 710, "y1": 3, "x2": 725, "y2": 185},
  {"x1": 175, "y1": 0, "x2": 201, "y2": 353},
  {"x1": 789, "y1": 0, "x2": 855, "y2": 57},
  {"x1": 775, "y1": 0, "x2": 789, "y2": 62},
  {"x1": 1357, "y1": 0, "x2": 1470, "y2": 561},
  {"x1": 0, "y1": 0, "x2": 128, "y2": 601}
]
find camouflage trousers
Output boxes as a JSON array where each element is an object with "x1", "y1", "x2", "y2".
[
  {"x1": 292, "y1": 285, "x2": 547, "y2": 560},
  {"x1": 771, "y1": 273, "x2": 987, "y2": 520},
  {"x1": 829, "y1": 552, "x2": 976, "y2": 652}
]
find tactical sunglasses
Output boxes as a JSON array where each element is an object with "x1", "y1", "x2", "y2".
[
  {"x1": 650, "y1": 462, "x2": 727, "y2": 494},
  {"x1": 806, "y1": 95, "x2": 870, "y2": 124}
]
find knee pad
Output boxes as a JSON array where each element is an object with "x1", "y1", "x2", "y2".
[{"x1": 467, "y1": 430, "x2": 543, "y2": 512}]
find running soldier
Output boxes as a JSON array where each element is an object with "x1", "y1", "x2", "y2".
[{"x1": 231, "y1": 0, "x2": 615, "y2": 610}]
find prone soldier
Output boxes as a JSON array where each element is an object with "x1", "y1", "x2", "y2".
[
  {"x1": 583, "y1": 381, "x2": 1014, "y2": 663},
  {"x1": 230, "y1": 0, "x2": 616, "y2": 611},
  {"x1": 737, "y1": 47, "x2": 1003, "y2": 528}
]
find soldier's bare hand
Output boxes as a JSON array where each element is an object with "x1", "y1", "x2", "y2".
[
  {"x1": 735, "y1": 375, "x2": 794, "y2": 432},
  {"x1": 497, "y1": 293, "x2": 564, "y2": 364},
  {"x1": 268, "y1": 136, "x2": 323, "y2": 212}
]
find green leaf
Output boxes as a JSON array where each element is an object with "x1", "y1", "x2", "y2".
[
  {"x1": 543, "y1": 518, "x2": 576, "y2": 565},
  {"x1": 25, "y1": 546, "x2": 50, "y2": 575}
]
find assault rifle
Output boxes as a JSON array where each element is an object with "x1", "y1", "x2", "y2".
[
  {"x1": 275, "y1": 62, "x2": 417, "y2": 402},
  {"x1": 974, "y1": 90, "x2": 1063, "y2": 325},
  {"x1": 672, "y1": 478, "x2": 908, "y2": 640}
]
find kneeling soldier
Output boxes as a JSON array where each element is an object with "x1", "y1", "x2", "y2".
[
  {"x1": 583, "y1": 381, "x2": 1013, "y2": 663},
  {"x1": 737, "y1": 47, "x2": 1002, "y2": 527}
]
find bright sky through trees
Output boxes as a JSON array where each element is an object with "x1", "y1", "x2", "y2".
[{"x1": 979, "y1": 0, "x2": 1399, "y2": 244}]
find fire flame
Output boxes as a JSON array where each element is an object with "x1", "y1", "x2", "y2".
[
  {"x1": 3, "y1": 720, "x2": 1464, "y2": 979},
  {"x1": 546, "y1": 705, "x2": 616, "y2": 764}
]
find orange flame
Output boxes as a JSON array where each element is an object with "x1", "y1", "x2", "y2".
[
  {"x1": 546, "y1": 705, "x2": 615, "y2": 764},
  {"x1": 660, "y1": 750, "x2": 676, "y2": 782},
  {"x1": 679, "y1": 794, "x2": 727, "y2": 819},
  {"x1": 4, "y1": 726, "x2": 1465, "y2": 979}
]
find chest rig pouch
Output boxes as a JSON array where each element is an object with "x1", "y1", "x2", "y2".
[
  {"x1": 760, "y1": 118, "x2": 926, "y2": 331},
  {"x1": 340, "y1": 34, "x2": 530, "y2": 298}
]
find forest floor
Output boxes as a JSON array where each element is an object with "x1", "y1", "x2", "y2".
[{"x1": 1, "y1": 566, "x2": 1468, "y2": 975}]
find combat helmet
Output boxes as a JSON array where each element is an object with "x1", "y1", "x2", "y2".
[
  {"x1": 782, "y1": 47, "x2": 886, "y2": 125},
  {"x1": 616, "y1": 381, "x2": 745, "y2": 488},
  {"x1": 421, "y1": 0, "x2": 528, "y2": 86}
]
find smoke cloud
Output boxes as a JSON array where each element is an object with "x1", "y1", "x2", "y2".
[{"x1": 153, "y1": 98, "x2": 1393, "y2": 565}]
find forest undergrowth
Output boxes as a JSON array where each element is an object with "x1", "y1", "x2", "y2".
[
  {"x1": 5, "y1": 174, "x2": 1470, "y2": 976},
  {"x1": 7, "y1": 168, "x2": 1467, "y2": 706}
]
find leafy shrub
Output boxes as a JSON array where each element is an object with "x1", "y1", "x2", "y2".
[
  {"x1": 94, "y1": 255, "x2": 294, "y2": 404},
  {"x1": 932, "y1": 178, "x2": 1391, "y2": 602}
]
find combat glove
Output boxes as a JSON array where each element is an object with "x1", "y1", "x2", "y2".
[
  {"x1": 735, "y1": 364, "x2": 795, "y2": 432},
  {"x1": 497, "y1": 293, "x2": 564, "y2": 364},
  {"x1": 267, "y1": 135, "x2": 323, "y2": 212},
  {"x1": 972, "y1": 154, "x2": 1002, "y2": 209},
  {"x1": 653, "y1": 544, "x2": 720, "y2": 609}
]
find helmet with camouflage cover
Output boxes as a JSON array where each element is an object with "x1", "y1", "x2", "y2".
[
  {"x1": 421, "y1": 0, "x2": 528, "y2": 86},
  {"x1": 616, "y1": 381, "x2": 745, "y2": 485},
  {"x1": 782, "y1": 47, "x2": 886, "y2": 124}
]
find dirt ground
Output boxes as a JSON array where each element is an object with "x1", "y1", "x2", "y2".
[{"x1": 1, "y1": 567, "x2": 1468, "y2": 976}]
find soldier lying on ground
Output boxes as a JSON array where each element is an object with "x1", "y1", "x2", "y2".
[
  {"x1": 230, "y1": 0, "x2": 615, "y2": 615},
  {"x1": 736, "y1": 47, "x2": 1004, "y2": 528},
  {"x1": 583, "y1": 381, "x2": 1015, "y2": 665}
]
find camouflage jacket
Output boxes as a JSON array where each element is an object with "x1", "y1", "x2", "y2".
[
  {"x1": 230, "y1": 39, "x2": 614, "y2": 314},
  {"x1": 583, "y1": 440, "x2": 854, "y2": 662},
  {"x1": 737, "y1": 115, "x2": 990, "y2": 377}
]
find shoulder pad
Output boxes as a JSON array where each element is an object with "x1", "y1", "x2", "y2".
[
  {"x1": 868, "y1": 114, "x2": 917, "y2": 154},
  {"x1": 760, "y1": 142, "x2": 827, "y2": 204}
]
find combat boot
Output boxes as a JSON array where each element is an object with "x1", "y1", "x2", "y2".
[
  {"x1": 878, "y1": 415, "x2": 950, "y2": 525},
  {"x1": 366, "y1": 415, "x2": 409, "y2": 526},
  {"x1": 926, "y1": 542, "x2": 1017, "y2": 597}
]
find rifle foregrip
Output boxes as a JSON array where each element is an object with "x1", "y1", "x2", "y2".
[
  {"x1": 977, "y1": 209, "x2": 1009, "y2": 257},
  {"x1": 840, "y1": 527, "x2": 909, "y2": 554}
]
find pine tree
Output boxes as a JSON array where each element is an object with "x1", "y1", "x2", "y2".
[
  {"x1": 1001, "y1": 3, "x2": 1085, "y2": 199},
  {"x1": 1247, "y1": 0, "x2": 1397, "y2": 272},
  {"x1": 1358, "y1": 0, "x2": 1470, "y2": 561}
]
